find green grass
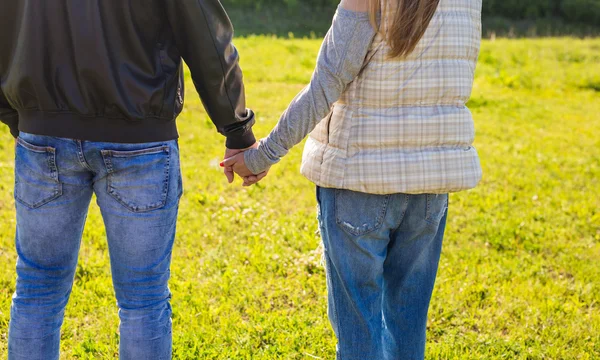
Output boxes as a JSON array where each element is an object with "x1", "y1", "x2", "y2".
[{"x1": 1, "y1": 37, "x2": 599, "y2": 359}]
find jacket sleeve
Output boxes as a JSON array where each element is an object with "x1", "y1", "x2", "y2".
[
  {"x1": 0, "y1": 88, "x2": 18, "y2": 138},
  {"x1": 164, "y1": 0, "x2": 255, "y2": 149}
]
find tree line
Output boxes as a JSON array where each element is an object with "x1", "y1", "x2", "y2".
[{"x1": 223, "y1": 0, "x2": 600, "y2": 27}]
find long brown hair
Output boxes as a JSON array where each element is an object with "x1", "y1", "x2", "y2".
[{"x1": 370, "y1": 0, "x2": 441, "y2": 58}]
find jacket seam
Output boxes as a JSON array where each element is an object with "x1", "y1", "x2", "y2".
[
  {"x1": 0, "y1": 110, "x2": 18, "y2": 117},
  {"x1": 19, "y1": 109, "x2": 172, "y2": 121},
  {"x1": 158, "y1": 48, "x2": 169, "y2": 117},
  {"x1": 156, "y1": 15, "x2": 170, "y2": 117}
]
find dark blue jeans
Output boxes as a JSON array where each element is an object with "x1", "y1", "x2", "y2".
[
  {"x1": 317, "y1": 187, "x2": 448, "y2": 360},
  {"x1": 8, "y1": 132, "x2": 182, "y2": 360}
]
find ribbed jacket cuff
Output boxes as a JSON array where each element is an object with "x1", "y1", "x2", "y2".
[
  {"x1": 224, "y1": 109, "x2": 257, "y2": 149},
  {"x1": 226, "y1": 130, "x2": 256, "y2": 150}
]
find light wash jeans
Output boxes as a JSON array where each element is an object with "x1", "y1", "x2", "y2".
[
  {"x1": 8, "y1": 132, "x2": 182, "y2": 360},
  {"x1": 316, "y1": 187, "x2": 448, "y2": 360}
]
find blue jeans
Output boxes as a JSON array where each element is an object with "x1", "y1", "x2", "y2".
[
  {"x1": 8, "y1": 132, "x2": 182, "y2": 360},
  {"x1": 316, "y1": 187, "x2": 448, "y2": 360}
]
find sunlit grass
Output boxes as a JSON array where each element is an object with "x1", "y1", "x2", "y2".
[{"x1": 0, "y1": 37, "x2": 599, "y2": 359}]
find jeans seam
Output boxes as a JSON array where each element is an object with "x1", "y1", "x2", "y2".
[
  {"x1": 76, "y1": 140, "x2": 94, "y2": 171},
  {"x1": 324, "y1": 249, "x2": 343, "y2": 360},
  {"x1": 392, "y1": 194, "x2": 411, "y2": 232},
  {"x1": 425, "y1": 194, "x2": 431, "y2": 221},
  {"x1": 8, "y1": 323, "x2": 62, "y2": 340}
]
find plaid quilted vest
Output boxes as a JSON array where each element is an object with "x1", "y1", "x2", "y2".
[{"x1": 301, "y1": 0, "x2": 483, "y2": 194}]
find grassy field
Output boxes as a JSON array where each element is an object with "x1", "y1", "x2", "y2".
[{"x1": 1, "y1": 37, "x2": 599, "y2": 359}]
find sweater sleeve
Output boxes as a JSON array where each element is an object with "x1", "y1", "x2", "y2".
[{"x1": 244, "y1": 6, "x2": 376, "y2": 174}]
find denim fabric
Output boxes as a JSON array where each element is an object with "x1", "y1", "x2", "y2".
[
  {"x1": 317, "y1": 187, "x2": 448, "y2": 360},
  {"x1": 8, "y1": 132, "x2": 183, "y2": 360}
]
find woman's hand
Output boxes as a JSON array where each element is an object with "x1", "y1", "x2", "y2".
[
  {"x1": 222, "y1": 143, "x2": 259, "y2": 183},
  {"x1": 222, "y1": 152, "x2": 252, "y2": 177}
]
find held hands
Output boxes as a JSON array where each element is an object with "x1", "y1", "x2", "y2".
[{"x1": 221, "y1": 144, "x2": 269, "y2": 186}]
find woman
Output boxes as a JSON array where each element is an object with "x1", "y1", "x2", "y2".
[{"x1": 223, "y1": 0, "x2": 482, "y2": 358}]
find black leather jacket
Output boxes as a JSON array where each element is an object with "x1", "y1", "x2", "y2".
[{"x1": 0, "y1": 0, "x2": 255, "y2": 148}]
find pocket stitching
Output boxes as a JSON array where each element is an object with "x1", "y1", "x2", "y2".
[
  {"x1": 105, "y1": 145, "x2": 169, "y2": 158},
  {"x1": 425, "y1": 194, "x2": 448, "y2": 226},
  {"x1": 16, "y1": 137, "x2": 55, "y2": 154},
  {"x1": 101, "y1": 147, "x2": 171, "y2": 213},
  {"x1": 334, "y1": 189, "x2": 391, "y2": 236},
  {"x1": 15, "y1": 141, "x2": 62, "y2": 209}
]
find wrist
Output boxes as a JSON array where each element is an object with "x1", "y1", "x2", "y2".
[{"x1": 244, "y1": 144, "x2": 276, "y2": 175}]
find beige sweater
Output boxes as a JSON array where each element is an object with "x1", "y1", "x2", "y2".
[{"x1": 246, "y1": 0, "x2": 482, "y2": 195}]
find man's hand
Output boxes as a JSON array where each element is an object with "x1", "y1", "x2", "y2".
[
  {"x1": 222, "y1": 143, "x2": 258, "y2": 183},
  {"x1": 221, "y1": 151, "x2": 269, "y2": 187}
]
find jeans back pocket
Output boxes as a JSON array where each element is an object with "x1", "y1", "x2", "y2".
[
  {"x1": 425, "y1": 194, "x2": 449, "y2": 227},
  {"x1": 14, "y1": 138, "x2": 62, "y2": 209},
  {"x1": 334, "y1": 189, "x2": 391, "y2": 236},
  {"x1": 101, "y1": 145, "x2": 170, "y2": 213}
]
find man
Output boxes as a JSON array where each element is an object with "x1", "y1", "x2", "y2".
[{"x1": 0, "y1": 1, "x2": 255, "y2": 358}]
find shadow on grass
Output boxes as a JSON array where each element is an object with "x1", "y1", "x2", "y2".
[{"x1": 581, "y1": 81, "x2": 600, "y2": 92}]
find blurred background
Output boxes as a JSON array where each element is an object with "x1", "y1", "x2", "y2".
[{"x1": 222, "y1": 0, "x2": 600, "y2": 37}]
